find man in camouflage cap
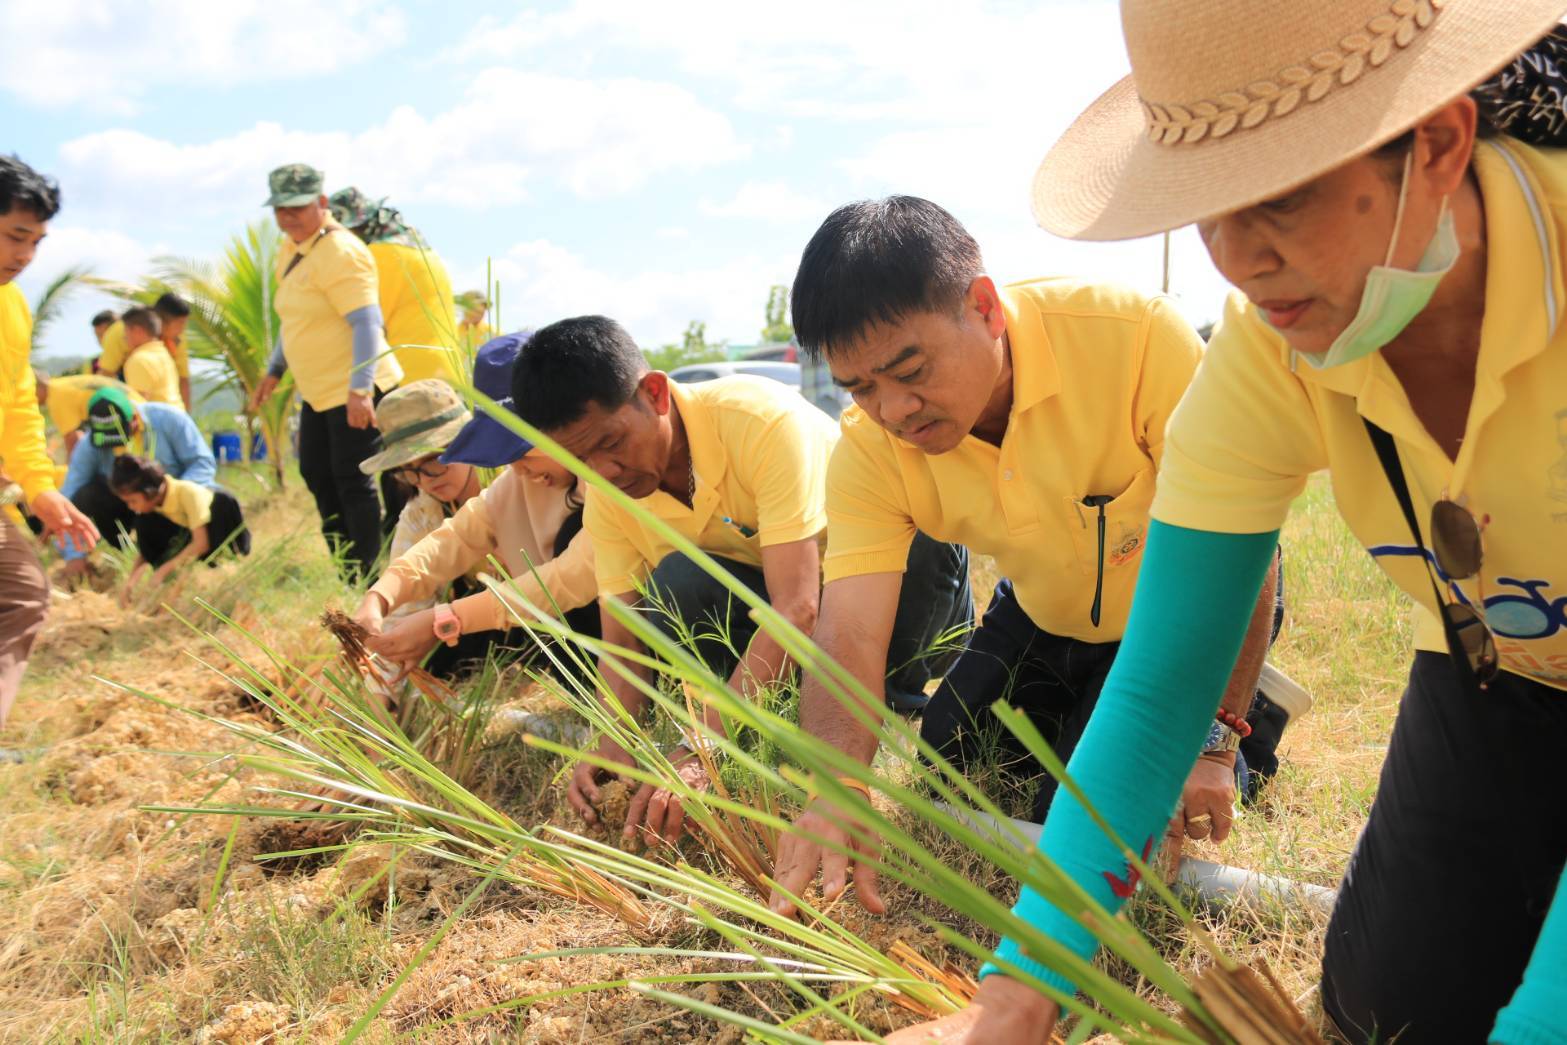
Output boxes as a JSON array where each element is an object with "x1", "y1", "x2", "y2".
[
  {"x1": 328, "y1": 186, "x2": 378, "y2": 231},
  {"x1": 262, "y1": 163, "x2": 324, "y2": 207}
]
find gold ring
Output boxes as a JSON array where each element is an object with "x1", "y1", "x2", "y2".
[{"x1": 1187, "y1": 813, "x2": 1213, "y2": 825}]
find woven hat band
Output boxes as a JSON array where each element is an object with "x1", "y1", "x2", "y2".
[{"x1": 383, "y1": 404, "x2": 466, "y2": 449}]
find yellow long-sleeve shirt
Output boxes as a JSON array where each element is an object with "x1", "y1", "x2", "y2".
[{"x1": 0, "y1": 284, "x2": 56, "y2": 504}]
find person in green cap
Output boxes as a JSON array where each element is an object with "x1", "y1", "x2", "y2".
[
  {"x1": 329, "y1": 187, "x2": 462, "y2": 387},
  {"x1": 251, "y1": 163, "x2": 405, "y2": 581},
  {"x1": 59, "y1": 386, "x2": 218, "y2": 579}
]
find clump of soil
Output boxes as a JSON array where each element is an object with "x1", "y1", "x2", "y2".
[{"x1": 589, "y1": 779, "x2": 640, "y2": 851}]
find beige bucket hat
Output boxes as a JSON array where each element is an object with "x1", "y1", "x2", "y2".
[
  {"x1": 359, "y1": 379, "x2": 472, "y2": 475},
  {"x1": 1032, "y1": 0, "x2": 1567, "y2": 241}
]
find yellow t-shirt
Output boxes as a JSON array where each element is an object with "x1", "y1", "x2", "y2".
[
  {"x1": 99, "y1": 322, "x2": 190, "y2": 380},
  {"x1": 0, "y1": 284, "x2": 54, "y2": 503},
  {"x1": 1153, "y1": 138, "x2": 1567, "y2": 690},
  {"x1": 458, "y1": 319, "x2": 496, "y2": 352},
  {"x1": 157, "y1": 476, "x2": 214, "y2": 530},
  {"x1": 275, "y1": 219, "x2": 403, "y2": 410},
  {"x1": 45, "y1": 374, "x2": 141, "y2": 433},
  {"x1": 98, "y1": 320, "x2": 128, "y2": 374},
  {"x1": 122, "y1": 341, "x2": 183, "y2": 406},
  {"x1": 824, "y1": 279, "x2": 1203, "y2": 642},
  {"x1": 369, "y1": 240, "x2": 461, "y2": 386},
  {"x1": 585, "y1": 375, "x2": 840, "y2": 597}
]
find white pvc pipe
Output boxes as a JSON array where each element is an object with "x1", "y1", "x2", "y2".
[{"x1": 934, "y1": 802, "x2": 1337, "y2": 917}]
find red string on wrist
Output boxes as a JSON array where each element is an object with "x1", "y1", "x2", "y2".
[{"x1": 1215, "y1": 707, "x2": 1252, "y2": 738}]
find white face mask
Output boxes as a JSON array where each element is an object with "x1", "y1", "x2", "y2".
[{"x1": 1284, "y1": 153, "x2": 1460, "y2": 370}]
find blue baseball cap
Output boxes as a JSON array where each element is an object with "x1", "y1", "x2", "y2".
[{"x1": 441, "y1": 332, "x2": 535, "y2": 468}]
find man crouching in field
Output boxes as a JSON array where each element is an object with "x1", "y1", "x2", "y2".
[
  {"x1": 509, "y1": 316, "x2": 974, "y2": 846},
  {"x1": 770, "y1": 197, "x2": 1291, "y2": 917}
]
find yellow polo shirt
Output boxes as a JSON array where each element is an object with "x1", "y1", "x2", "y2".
[
  {"x1": 369, "y1": 240, "x2": 462, "y2": 386},
  {"x1": 275, "y1": 219, "x2": 402, "y2": 410},
  {"x1": 459, "y1": 319, "x2": 496, "y2": 352},
  {"x1": 585, "y1": 375, "x2": 840, "y2": 597},
  {"x1": 824, "y1": 279, "x2": 1203, "y2": 643},
  {"x1": 0, "y1": 284, "x2": 55, "y2": 504},
  {"x1": 1153, "y1": 138, "x2": 1567, "y2": 690},
  {"x1": 157, "y1": 476, "x2": 214, "y2": 530},
  {"x1": 122, "y1": 341, "x2": 183, "y2": 406},
  {"x1": 45, "y1": 374, "x2": 141, "y2": 433},
  {"x1": 98, "y1": 322, "x2": 189, "y2": 379}
]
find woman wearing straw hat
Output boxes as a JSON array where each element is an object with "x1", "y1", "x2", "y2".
[
  {"x1": 353, "y1": 378, "x2": 486, "y2": 676},
  {"x1": 353, "y1": 335, "x2": 600, "y2": 682},
  {"x1": 876, "y1": 5, "x2": 1567, "y2": 1044}
]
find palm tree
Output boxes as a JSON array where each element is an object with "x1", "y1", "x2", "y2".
[
  {"x1": 155, "y1": 223, "x2": 293, "y2": 487},
  {"x1": 28, "y1": 264, "x2": 95, "y2": 355}
]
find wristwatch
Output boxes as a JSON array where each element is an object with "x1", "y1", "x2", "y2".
[
  {"x1": 1202, "y1": 719, "x2": 1242, "y2": 756},
  {"x1": 432, "y1": 603, "x2": 462, "y2": 647}
]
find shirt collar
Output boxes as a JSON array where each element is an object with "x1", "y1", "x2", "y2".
[
  {"x1": 647, "y1": 379, "x2": 726, "y2": 526},
  {"x1": 1000, "y1": 285, "x2": 1061, "y2": 414}
]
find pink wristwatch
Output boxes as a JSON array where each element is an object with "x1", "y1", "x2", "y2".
[{"x1": 432, "y1": 603, "x2": 462, "y2": 647}]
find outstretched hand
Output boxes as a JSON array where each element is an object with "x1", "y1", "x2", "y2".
[{"x1": 769, "y1": 793, "x2": 884, "y2": 918}]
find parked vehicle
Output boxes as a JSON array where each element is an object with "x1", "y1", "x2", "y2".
[{"x1": 668, "y1": 361, "x2": 801, "y2": 387}]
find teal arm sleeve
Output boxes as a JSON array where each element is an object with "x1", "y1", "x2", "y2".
[
  {"x1": 1492, "y1": 871, "x2": 1567, "y2": 1043},
  {"x1": 982, "y1": 521, "x2": 1280, "y2": 994}
]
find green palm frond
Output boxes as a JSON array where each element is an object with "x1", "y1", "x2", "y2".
[{"x1": 28, "y1": 264, "x2": 95, "y2": 351}]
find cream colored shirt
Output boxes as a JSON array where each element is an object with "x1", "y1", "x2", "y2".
[{"x1": 369, "y1": 468, "x2": 597, "y2": 634}]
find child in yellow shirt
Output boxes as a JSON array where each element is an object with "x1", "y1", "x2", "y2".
[{"x1": 108, "y1": 455, "x2": 249, "y2": 602}]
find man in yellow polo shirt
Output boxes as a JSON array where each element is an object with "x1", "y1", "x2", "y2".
[
  {"x1": 119, "y1": 307, "x2": 183, "y2": 407},
  {"x1": 769, "y1": 197, "x2": 1287, "y2": 917},
  {"x1": 510, "y1": 315, "x2": 973, "y2": 845},
  {"x1": 329, "y1": 187, "x2": 462, "y2": 386},
  {"x1": 457, "y1": 291, "x2": 495, "y2": 353},
  {"x1": 33, "y1": 370, "x2": 141, "y2": 452}
]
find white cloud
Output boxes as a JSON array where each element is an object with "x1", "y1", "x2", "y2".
[
  {"x1": 700, "y1": 181, "x2": 828, "y2": 224},
  {"x1": 0, "y1": 0, "x2": 406, "y2": 112},
  {"x1": 453, "y1": 238, "x2": 793, "y2": 348},
  {"x1": 55, "y1": 69, "x2": 747, "y2": 226},
  {"x1": 447, "y1": 0, "x2": 1129, "y2": 122}
]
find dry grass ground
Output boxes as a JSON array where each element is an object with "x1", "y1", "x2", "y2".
[{"x1": 0, "y1": 470, "x2": 1409, "y2": 1043}]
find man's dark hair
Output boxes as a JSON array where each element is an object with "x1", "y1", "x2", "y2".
[
  {"x1": 0, "y1": 154, "x2": 61, "y2": 221},
  {"x1": 791, "y1": 195, "x2": 984, "y2": 361},
  {"x1": 511, "y1": 315, "x2": 648, "y2": 431},
  {"x1": 152, "y1": 292, "x2": 190, "y2": 320},
  {"x1": 121, "y1": 306, "x2": 162, "y2": 337},
  {"x1": 109, "y1": 454, "x2": 167, "y2": 498},
  {"x1": 91, "y1": 310, "x2": 117, "y2": 329}
]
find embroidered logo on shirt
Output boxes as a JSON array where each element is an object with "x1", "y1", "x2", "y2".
[{"x1": 1103, "y1": 836, "x2": 1156, "y2": 899}]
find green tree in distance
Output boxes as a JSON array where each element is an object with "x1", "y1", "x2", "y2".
[
  {"x1": 643, "y1": 319, "x2": 727, "y2": 371},
  {"x1": 760, "y1": 284, "x2": 792, "y2": 344}
]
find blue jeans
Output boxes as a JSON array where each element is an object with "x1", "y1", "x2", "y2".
[{"x1": 645, "y1": 532, "x2": 973, "y2": 709}]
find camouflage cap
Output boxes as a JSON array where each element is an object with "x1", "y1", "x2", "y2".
[
  {"x1": 263, "y1": 163, "x2": 325, "y2": 207},
  {"x1": 328, "y1": 186, "x2": 376, "y2": 228}
]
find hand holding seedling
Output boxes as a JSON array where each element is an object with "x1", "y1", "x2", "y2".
[{"x1": 364, "y1": 606, "x2": 439, "y2": 671}]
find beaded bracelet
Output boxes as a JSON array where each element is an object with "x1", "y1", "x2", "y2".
[{"x1": 1215, "y1": 707, "x2": 1253, "y2": 738}]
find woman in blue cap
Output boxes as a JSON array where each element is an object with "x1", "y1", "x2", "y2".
[{"x1": 353, "y1": 334, "x2": 600, "y2": 680}]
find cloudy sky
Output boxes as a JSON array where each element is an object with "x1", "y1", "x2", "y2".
[{"x1": 7, "y1": 0, "x2": 1236, "y2": 360}]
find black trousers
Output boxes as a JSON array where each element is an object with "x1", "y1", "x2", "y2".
[
  {"x1": 423, "y1": 506, "x2": 600, "y2": 686},
  {"x1": 72, "y1": 476, "x2": 138, "y2": 550},
  {"x1": 135, "y1": 489, "x2": 251, "y2": 566},
  {"x1": 1320, "y1": 652, "x2": 1567, "y2": 1043},
  {"x1": 298, "y1": 398, "x2": 396, "y2": 582},
  {"x1": 922, "y1": 561, "x2": 1287, "y2": 823},
  {"x1": 644, "y1": 532, "x2": 974, "y2": 709}
]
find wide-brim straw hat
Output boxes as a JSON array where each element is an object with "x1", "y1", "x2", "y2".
[
  {"x1": 360, "y1": 378, "x2": 472, "y2": 474},
  {"x1": 1033, "y1": 0, "x2": 1567, "y2": 242}
]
